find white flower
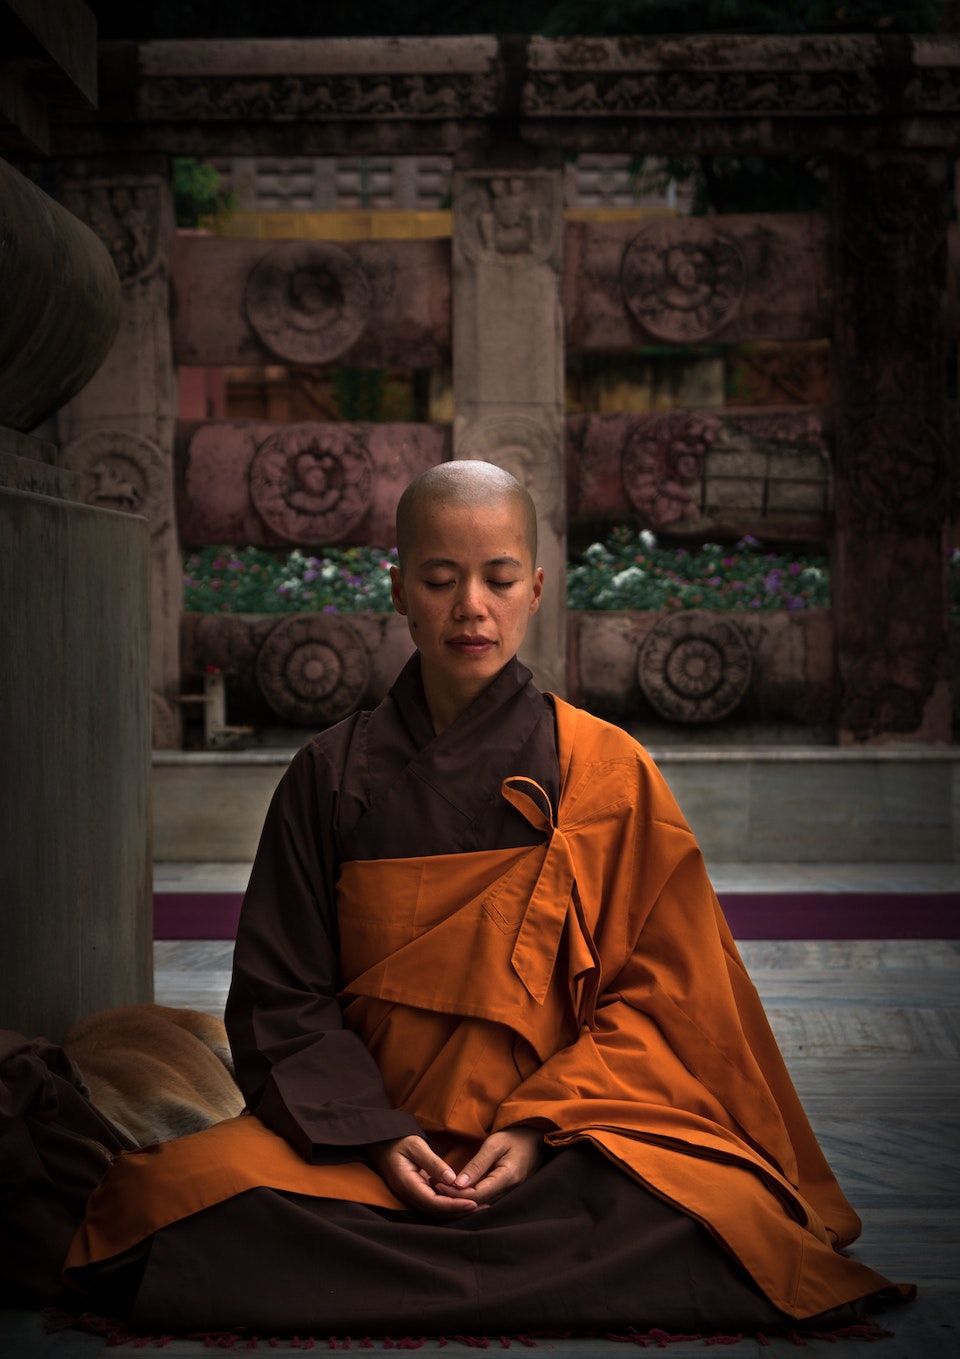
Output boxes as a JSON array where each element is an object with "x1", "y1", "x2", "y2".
[
  {"x1": 611, "y1": 566, "x2": 645, "y2": 590},
  {"x1": 583, "y1": 542, "x2": 610, "y2": 564},
  {"x1": 321, "y1": 562, "x2": 338, "y2": 581},
  {"x1": 639, "y1": 530, "x2": 658, "y2": 550}
]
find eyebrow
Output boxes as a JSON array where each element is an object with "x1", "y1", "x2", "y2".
[{"x1": 417, "y1": 556, "x2": 523, "y2": 569}]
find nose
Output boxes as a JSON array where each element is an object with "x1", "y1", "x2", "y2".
[{"x1": 453, "y1": 576, "x2": 487, "y2": 619}]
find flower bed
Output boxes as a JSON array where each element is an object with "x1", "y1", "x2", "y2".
[{"x1": 183, "y1": 536, "x2": 960, "y2": 617}]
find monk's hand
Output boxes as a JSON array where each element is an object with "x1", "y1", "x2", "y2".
[
  {"x1": 367, "y1": 1135, "x2": 480, "y2": 1216},
  {"x1": 435, "y1": 1127, "x2": 544, "y2": 1206}
]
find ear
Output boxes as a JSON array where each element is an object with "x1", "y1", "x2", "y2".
[
  {"x1": 529, "y1": 567, "x2": 544, "y2": 615},
  {"x1": 390, "y1": 565, "x2": 407, "y2": 616}
]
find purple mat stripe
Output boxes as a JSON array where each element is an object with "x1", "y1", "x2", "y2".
[{"x1": 154, "y1": 891, "x2": 960, "y2": 942}]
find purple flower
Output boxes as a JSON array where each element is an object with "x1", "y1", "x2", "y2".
[
  {"x1": 789, "y1": 562, "x2": 802, "y2": 577},
  {"x1": 764, "y1": 570, "x2": 783, "y2": 592},
  {"x1": 323, "y1": 603, "x2": 339, "y2": 614},
  {"x1": 737, "y1": 535, "x2": 759, "y2": 549},
  {"x1": 706, "y1": 576, "x2": 721, "y2": 586},
  {"x1": 786, "y1": 596, "x2": 804, "y2": 610},
  {"x1": 304, "y1": 569, "x2": 318, "y2": 583}
]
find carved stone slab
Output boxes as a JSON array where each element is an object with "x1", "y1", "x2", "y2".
[
  {"x1": 171, "y1": 236, "x2": 451, "y2": 368},
  {"x1": 567, "y1": 408, "x2": 831, "y2": 539},
  {"x1": 565, "y1": 216, "x2": 829, "y2": 349},
  {"x1": 571, "y1": 608, "x2": 834, "y2": 726},
  {"x1": 180, "y1": 610, "x2": 415, "y2": 728},
  {"x1": 176, "y1": 419, "x2": 448, "y2": 548}
]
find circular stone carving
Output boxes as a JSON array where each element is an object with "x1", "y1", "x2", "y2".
[
  {"x1": 256, "y1": 615, "x2": 369, "y2": 726},
  {"x1": 456, "y1": 415, "x2": 561, "y2": 520},
  {"x1": 245, "y1": 242, "x2": 371, "y2": 364},
  {"x1": 250, "y1": 426, "x2": 374, "y2": 544},
  {"x1": 845, "y1": 409, "x2": 946, "y2": 524},
  {"x1": 621, "y1": 414, "x2": 715, "y2": 527},
  {"x1": 638, "y1": 613, "x2": 751, "y2": 724},
  {"x1": 621, "y1": 221, "x2": 746, "y2": 342},
  {"x1": 61, "y1": 429, "x2": 169, "y2": 534}
]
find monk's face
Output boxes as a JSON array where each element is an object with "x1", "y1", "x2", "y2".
[{"x1": 391, "y1": 494, "x2": 543, "y2": 722}]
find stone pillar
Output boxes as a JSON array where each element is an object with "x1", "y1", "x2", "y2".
[
  {"x1": 58, "y1": 163, "x2": 183, "y2": 747},
  {"x1": 0, "y1": 158, "x2": 152, "y2": 1038},
  {"x1": 452, "y1": 163, "x2": 566, "y2": 694},
  {"x1": 831, "y1": 153, "x2": 953, "y2": 744}
]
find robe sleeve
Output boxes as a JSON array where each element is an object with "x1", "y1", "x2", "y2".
[{"x1": 225, "y1": 736, "x2": 423, "y2": 1163}]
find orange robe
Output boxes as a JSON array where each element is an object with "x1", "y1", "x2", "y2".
[{"x1": 66, "y1": 694, "x2": 904, "y2": 1321}]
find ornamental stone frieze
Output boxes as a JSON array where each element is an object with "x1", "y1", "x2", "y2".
[
  {"x1": 176, "y1": 420, "x2": 447, "y2": 548},
  {"x1": 47, "y1": 36, "x2": 960, "y2": 158}
]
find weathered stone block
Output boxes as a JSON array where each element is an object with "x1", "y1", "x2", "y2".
[
  {"x1": 176, "y1": 419, "x2": 448, "y2": 548},
  {"x1": 564, "y1": 215, "x2": 829, "y2": 351},
  {"x1": 567, "y1": 408, "x2": 831, "y2": 539},
  {"x1": 171, "y1": 235, "x2": 451, "y2": 368}
]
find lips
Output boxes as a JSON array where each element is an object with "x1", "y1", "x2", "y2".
[{"x1": 448, "y1": 635, "x2": 495, "y2": 653}]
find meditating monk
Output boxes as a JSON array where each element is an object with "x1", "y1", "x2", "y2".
[{"x1": 62, "y1": 461, "x2": 908, "y2": 1336}]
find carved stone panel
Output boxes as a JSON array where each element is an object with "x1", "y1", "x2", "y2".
[
  {"x1": 244, "y1": 241, "x2": 372, "y2": 364},
  {"x1": 256, "y1": 614, "x2": 370, "y2": 726},
  {"x1": 621, "y1": 220, "x2": 746, "y2": 343},
  {"x1": 249, "y1": 425, "x2": 374, "y2": 544},
  {"x1": 568, "y1": 409, "x2": 831, "y2": 539},
  {"x1": 638, "y1": 612, "x2": 752, "y2": 723},
  {"x1": 62, "y1": 177, "x2": 167, "y2": 285},
  {"x1": 564, "y1": 216, "x2": 828, "y2": 351},
  {"x1": 172, "y1": 236, "x2": 451, "y2": 368},
  {"x1": 61, "y1": 428, "x2": 170, "y2": 535},
  {"x1": 177, "y1": 419, "x2": 447, "y2": 548},
  {"x1": 455, "y1": 171, "x2": 562, "y2": 267},
  {"x1": 621, "y1": 413, "x2": 714, "y2": 528}
]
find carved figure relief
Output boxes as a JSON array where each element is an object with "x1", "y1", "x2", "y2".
[
  {"x1": 456, "y1": 172, "x2": 561, "y2": 266},
  {"x1": 63, "y1": 178, "x2": 166, "y2": 284},
  {"x1": 256, "y1": 615, "x2": 369, "y2": 726},
  {"x1": 843, "y1": 408, "x2": 946, "y2": 526},
  {"x1": 140, "y1": 72, "x2": 499, "y2": 124},
  {"x1": 638, "y1": 613, "x2": 752, "y2": 724},
  {"x1": 245, "y1": 242, "x2": 371, "y2": 364},
  {"x1": 621, "y1": 222, "x2": 746, "y2": 342},
  {"x1": 61, "y1": 429, "x2": 170, "y2": 535},
  {"x1": 621, "y1": 414, "x2": 714, "y2": 527},
  {"x1": 457, "y1": 415, "x2": 562, "y2": 523},
  {"x1": 249, "y1": 425, "x2": 374, "y2": 544}
]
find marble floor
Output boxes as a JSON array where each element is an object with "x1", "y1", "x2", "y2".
[{"x1": 3, "y1": 875, "x2": 958, "y2": 1358}]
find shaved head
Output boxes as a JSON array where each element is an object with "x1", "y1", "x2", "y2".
[{"x1": 395, "y1": 461, "x2": 538, "y2": 569}]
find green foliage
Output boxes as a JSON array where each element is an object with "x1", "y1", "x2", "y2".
[{"x1": 171, "y1": 158, "x2": 236, "y2": 230}]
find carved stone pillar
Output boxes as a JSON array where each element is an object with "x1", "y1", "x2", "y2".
[
  {"x1": 58, "y1": 166, "x2": 182, "y2": 747},
  {"x1": 831, "y1": 153, "x2": 953, "y2": 744},
  {"x1": 452, "y1": 164, "x2": 566, "y2": 695}
]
